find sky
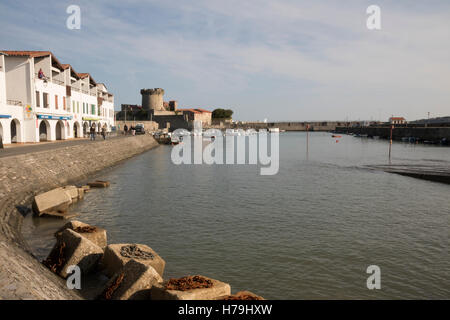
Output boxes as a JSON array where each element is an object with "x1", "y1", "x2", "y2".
[{"x1": 0, "y1": 0, "x2": 449, "y2": 121}]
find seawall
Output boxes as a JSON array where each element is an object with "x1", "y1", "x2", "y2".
[
  {"x1": 335, "y1": 126, "x2": 450, "y2": 141},
  {"x1": 0, "y1": 135, "x2": 159, "y2": 299}
]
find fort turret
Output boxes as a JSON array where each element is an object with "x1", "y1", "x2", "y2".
[{"x1": 140, "y1": 88, "x2": 165, "y2": 111}]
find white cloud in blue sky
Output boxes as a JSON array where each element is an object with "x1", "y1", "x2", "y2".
[{"x1": 1, "y1": 0, "x2": 449, "y2": 121}]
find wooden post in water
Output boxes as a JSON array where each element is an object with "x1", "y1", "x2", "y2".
[
  {"x1": 389, "y1": 124, "x2": 394, "y2": 161},
  {"x1": 306, "y1": 124, "x2": 310, "y2": 160}
]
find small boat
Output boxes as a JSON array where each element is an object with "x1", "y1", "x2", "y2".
[
  {"x1": 331, "y1": 135, "x2": 342, "y2": 138},
  {"x1": 269, "y1": 128, "x2": 280, "y2": 133}
]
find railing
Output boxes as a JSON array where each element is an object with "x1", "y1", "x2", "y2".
[
  {"x1": 82, "y1": 90, "x2": 89, "y2": 94},
  {"x1": 90, "y1": 92, "x2": 97, "y2": 97},
  {"x1": 52, "y1": 78, "x2": 65, "y2": 85},
  {"x1": 7, "y1": 99, "x2": 23, "y2": 106},
  {"x1": 72, "y1": 87, "x2": 80, "y2": 92},
  {"x1": 35, "y1": 73, "x2": 50, "y2": 82}
]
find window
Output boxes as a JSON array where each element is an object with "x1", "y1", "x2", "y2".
[
  {"x1": 35, "y1": 91, "x2": 40, "y2": 107},
  {"x1": 63, "y1": 97, "x2": 66, "y2": 110},
  {"x1": 77, "y1": 102, "x2": 79, "y2": 113},
  {"x1": 43, "y1": 93, "x2": 49, "y2": 108},
  {"x1": 91, "y1": 104, "x2": 95, "y2": 115},
  {"x1": 73, "y1": 101, "x2": 75, "y2": 112},
  {"x1": 55, "y1": 95, "x2": 58, "y2": 109}
]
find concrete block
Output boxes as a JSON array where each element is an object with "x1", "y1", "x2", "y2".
[
  {"x1": 43, "y1": 229, "x2": 103, "y2": 278},
  {"x1": 99, "y1": 259, "x2": 163, "y2": 300},
  {"x1": 55, "y1": 220, "x2": 107, "y2": 249},
  {"x1": 87, "y1": 180, "x2": 110, "y2": 188},
  {"x1": 151, "y1": 276, "x2": 231, "y2": 300},
  {"x1": 62, "y1": 185, "x2": 79, "y2": 200},
  {"x1": 101, "y1": 244, "x2": 165, "y2": 277},
  {"x1": 33, "y1": 188, "x2": 72, "y2": 215},
  {"x1": 216, "y1": 291, "x2": 265, "y2": 300}
]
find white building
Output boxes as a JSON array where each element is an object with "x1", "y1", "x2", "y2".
[{"x1": 0, "y1": 50, "x2": 115, "y2": 144}]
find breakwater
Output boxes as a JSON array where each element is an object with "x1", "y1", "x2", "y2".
[
  {"x1": 335, "y1": 126, "x2": 450, "y2": 141},
  {"x1": 0, "y1": 135, "x2": 159, "y2": 299},
  {"x1": 230, "y1": 121, "x2": 349, "y2": 131}
]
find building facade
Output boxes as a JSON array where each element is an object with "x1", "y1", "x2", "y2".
[
  {"x1": 389, "y1": 117, "x2": 407, "y2": 125},
  {"x1": 0, "y1": 51, "x2": 115, "y2": 144}
]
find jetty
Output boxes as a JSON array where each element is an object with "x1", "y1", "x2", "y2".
[{"x1": 367, "y1": 163, "x2": 450, "y2": 185}]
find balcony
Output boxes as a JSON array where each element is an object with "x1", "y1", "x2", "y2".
[{"x1": 52, "y1": 78, "x2": 65, "y2": 86}]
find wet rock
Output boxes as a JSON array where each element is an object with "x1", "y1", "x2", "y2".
[
  {"x1": 99, "y1": 259, "x2": 162, "y2": 300},
  {"x1": 55, "y1": 220, "x2": 107, "y2": 249},
  {"x1": 151, "y1": 276, "x2": 231, "y2": 300},
  {"x1": 43, "y1": 229, "x2": 103, "y2": 278},
  {"x1": 101, "y1": 243, "x2": 165, "y2": 277},
  {"x1": 32, "y1": 188, "x2": 72, "y2": 215},
  {"x1": 87, "y1": 180, "x2": 110, "y2": 188},
  {"x1": 216, "y1": 290, "x2": 265, "y2": 300},
  {"x1": 77, "y1": 187, "x2": 84, "y2": 200},
  {"x1": 41, "y1": 212, "x2": 80, "y2": 219}
]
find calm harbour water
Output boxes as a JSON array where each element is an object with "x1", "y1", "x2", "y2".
[{"x1": 23, "y1": 132, "x2": 450, "y2": 299}]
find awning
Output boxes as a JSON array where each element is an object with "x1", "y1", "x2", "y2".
[
  {"x1": 82, "y1": 117, "x2": 100, "y2": 121},
  {"x1": 0, "y1": 114, "x2": 12, "y2": 119},
  {"x1": 37, "y1": 114, "x2": 72, "y2": 120}
]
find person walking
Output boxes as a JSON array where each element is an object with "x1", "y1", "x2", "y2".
[
  {"x1": 101, "y1": 125, "x2": 107, "y2": 140},
  {"x1": 90, "y1": 124, "x2": 96, "y2": 141},
  {"x1": 124, "y1": 124, "x2": 128, "y2": 135}
]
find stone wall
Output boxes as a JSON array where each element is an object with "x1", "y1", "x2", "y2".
[
  {"x1": 115, "y1": 120, "x2": 159, "y2": 132},
  {"x1": 0, "y1": 135, "x2": 159, "y2": 299}
]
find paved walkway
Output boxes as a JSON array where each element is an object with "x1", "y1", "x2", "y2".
[{"x1": 0, "y1": 135, "x2": 125, "y2": 158}]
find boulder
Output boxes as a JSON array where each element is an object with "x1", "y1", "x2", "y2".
[
  {"x1": 99, "y1": 259, "x2": 163, "y2": 300},
  {"x1": 101, "y1": 243, "x2": 165, "y2": 277},
  {"x1": 55, "y1": 220, "x2": 107, "y2": 249},
  {"x1": 151, "y1": 275, "x2": 231, "y2": 300},
  {"x1": 216, "y1": 290, "x2": 265, "y2": 300},
  {"x1": 43, "y1": 229, "x2": 103, "y2": 278},
  {"x1": 33, "y1": 188, "x2": 72, "y2": 215},
  {"x1": 87, "y1": 180, "x2": 110, "y2": 188}
]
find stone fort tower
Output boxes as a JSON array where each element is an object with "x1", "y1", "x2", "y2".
[{"x1": 140, "y1": 88, "x2": 165, "y2": 111}]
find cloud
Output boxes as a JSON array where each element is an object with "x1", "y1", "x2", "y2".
[{"x1": 1, "y1": 0, "x2": 449, "y2": 121}]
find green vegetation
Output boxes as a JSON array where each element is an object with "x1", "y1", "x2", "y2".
[{"x1": 212, "y1": 108, "x2": 233, "y2": 119}]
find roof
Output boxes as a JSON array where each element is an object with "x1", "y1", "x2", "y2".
[
  {"x1": 1, "y1": 50, "x2": 108, "y2": 88},
  {"x1": 178, "y1": 108, "x2": 212, "y2": 114},
  {"x1": 61, "y1": 63, "x2": 80, "y2": 79},
  {"x1": 195, "y1": 108, "x2": 212, "y2": 113},
  {"x1": 390, "y1": 117, "x2": 406, "y2": 120},
  {"x1": 1, "y1": 50, "x2": 65, "y2": 71},
  {"x1": 0, "y1": 50, "x2": 51, "y2": 58},
  {"x1": 78, "y1": 73, "x2": 97, "y2": 85}
]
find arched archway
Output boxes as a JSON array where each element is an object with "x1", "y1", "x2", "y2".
[
  {"x1": 55, "y1": 120, "x2": 64, "y2": 140},
  {"x1": 73, "y1": 122, "x2": 81, "y2": 138},
  {"x1": 10, "y1": 119, "x2": 21, "y2": 143},
  {"x1": 83, "y1": 122, "x2": 89, "y2": 135},
  {"x1": 0, "y1": 122, "x2": 3, "y2": 145},
  {"x1": 39, "y1": 120, "x2": 50, "y2": 141}
]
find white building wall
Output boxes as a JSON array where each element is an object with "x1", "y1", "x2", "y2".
[{"x1": 1, "y1": 53, "x2": 115, "y2": 144}]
